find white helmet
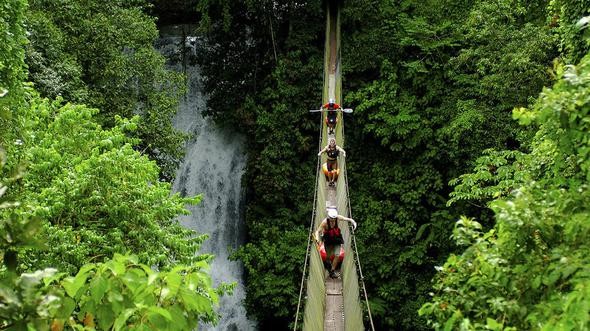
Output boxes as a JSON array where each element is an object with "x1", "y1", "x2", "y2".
[{"x1": 327, "y1": 208, "x2": 338, "y2": 219}]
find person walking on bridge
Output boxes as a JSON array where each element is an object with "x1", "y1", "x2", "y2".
[
  {"x1": 318, "y1": 138, "x2": 346, "y2": 186},
  {"x1": 322, "y1": 98, "x2": 341, "y2": 134},
  {"x1": 315, "y1": 208, "x2": 357, "y2": 278}
]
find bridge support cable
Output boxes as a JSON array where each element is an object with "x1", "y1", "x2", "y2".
[
  {"x1": 343, "y1": 161, "x2": 376, "y2": 331},
  {"x1": 335, "y1": 157, "x2": 363, "y2": 331},
  {"x1": 294, "y1": 115, "x2": 325, "y2": 331}
]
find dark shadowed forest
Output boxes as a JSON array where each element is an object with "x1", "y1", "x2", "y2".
[{"x1": 1, "y1": 0, "x2": 590, "y2": 330}]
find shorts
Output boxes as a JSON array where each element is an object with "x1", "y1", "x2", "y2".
[
  {"x1": 325, "y1": 244, "x2": 341, "y2": 259},
  {"x1": 327, "y1": 160, "x2": 337, "y2": 171}
]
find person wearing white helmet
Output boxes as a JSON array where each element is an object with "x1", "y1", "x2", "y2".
[
  {"x1": 318, "y1": 137, "x2": 346, "y2": 186},
  {"x1": 322, "y1": 98, "x2": 341, "y2": 110},
  {"x1": 321, "y1": 98, "x2": 341, "y2": 134},
  {"x1": 314, "y1": 207, "x2": 357, "y2": 278}
]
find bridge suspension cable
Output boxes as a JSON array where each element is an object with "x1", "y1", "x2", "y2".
[
  {"x1": 294, "y1": 116, "x2": 325, "y2": 331},
  {"x1": 343, "y1": 160, "x2": 376, "y2": 331}
]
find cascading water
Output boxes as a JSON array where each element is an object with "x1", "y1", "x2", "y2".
[{"x1": 157, "y1": 25, "x2": 256, "y2": 331}]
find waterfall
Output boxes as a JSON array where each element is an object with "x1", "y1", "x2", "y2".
[{"x1": 157, "y1": 25, "x2": 256, "y2": 331}]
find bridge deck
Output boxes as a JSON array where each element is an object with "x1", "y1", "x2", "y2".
[{"x1": 324, "y1": 277, "x2": 344, "y2": 330}]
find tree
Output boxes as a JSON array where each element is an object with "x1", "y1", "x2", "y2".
[
  {"x1": 191, "y1": 0, "x2": 558, "y2": 328},
  {"x1": 10, "y1": 95, "x2": 204, "y2": 274},
  {"x1": 25, "y1": 0, "x2": 187, "y2": 180},
  {"x1": 1, "y1": 1, "x2": 223, "y2": 328},
  {"x1": 342, "y1": 0, "x2": 554, "y2": 328},
  {"x1": 421, "y1": 47, "x2": 590, "y2": 331},
  {"x1": 0, "y1": 0, "x2": 28, "y2": 145},
  {"x1": 550, "y1": 0, "x2": 590, "y2": 63}
]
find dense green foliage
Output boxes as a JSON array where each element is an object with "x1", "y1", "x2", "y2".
[
  {"x1": 3, "y1": 0, "x2": 590, "y2": 328},
  {"x1": 192, "y1": 0, "x2": 563, "y2": 329},
  {"x1": 194, "y1": 1, "x2": 324, "y2": 328},
  {"x1": 2, "y1": 142, "x2": 221, "y2": 329},
  {"x1": 551, "y1": 0, "x2": 590, "y2": 62},
  {"x1": 1, "y1": 0, "x2": 223, "y2": 329},
  {"x1": 25, "y1": 0, "x2": 187, "y2": 180},
  {"x1": 1, "y1": 253, "x2": 219, "y2": 330},
  {"x1": 343, "y1": 2, "x2": 555, "y2": 327},
  {"x1": 56, "y1": 254, "x2": 220, "y2": 329},
  {"x1": 420, "y1": 50, "x2": 590, "y2": 330},
  {"x1": 0, "y1": 0, "x2": 38, "y2": 274},
  {"x1": 345, "y1": 0, "x2": 552, "y2": 201},
  {"x1": 0, "y1": 0, "x2": 27, "y2": 128},
  {"x1": 15, "y1": 96, "x2": 205, "y2": 274}
]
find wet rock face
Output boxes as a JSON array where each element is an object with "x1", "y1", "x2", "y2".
[{"x1": 158, "y1": 26, "x2": 256, "y2": 330}]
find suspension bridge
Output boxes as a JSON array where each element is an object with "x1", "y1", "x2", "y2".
[{"x1": 294, "y1": 1, "x2": 375, "y2": 330}]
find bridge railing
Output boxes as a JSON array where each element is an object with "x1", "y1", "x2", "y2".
[{"x1": 301, "y1": 1, "x2": 365, "y2": 330}]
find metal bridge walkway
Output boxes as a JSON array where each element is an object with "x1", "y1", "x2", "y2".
[{"x1": 295, "y1": 1, "x2": 371, "y2": 330}]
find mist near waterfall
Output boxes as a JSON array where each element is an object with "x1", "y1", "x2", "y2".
[{"x1": 158, "y1": 25, "x2": 256, "y2": 331}]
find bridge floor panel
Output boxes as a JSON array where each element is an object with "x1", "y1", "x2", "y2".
[
  {"x1": 326, "y1": 186, "x2": 336, "y2": 208},
  {"x1": 324, "y1": 277, "x2": 344, "y2": 331}
]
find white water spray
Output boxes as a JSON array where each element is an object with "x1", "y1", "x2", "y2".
[{"x1": 158, "y1": 25, "x2": 256, "y2": 331}]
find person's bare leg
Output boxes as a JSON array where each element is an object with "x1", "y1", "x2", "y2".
[{"x1": 331, "y1": 254, "x2": 340, "y2": 272}]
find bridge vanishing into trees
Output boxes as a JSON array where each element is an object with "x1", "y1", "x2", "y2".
[{"x1": 294, "y1": 1, "x2": 375, "y2": 330}]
